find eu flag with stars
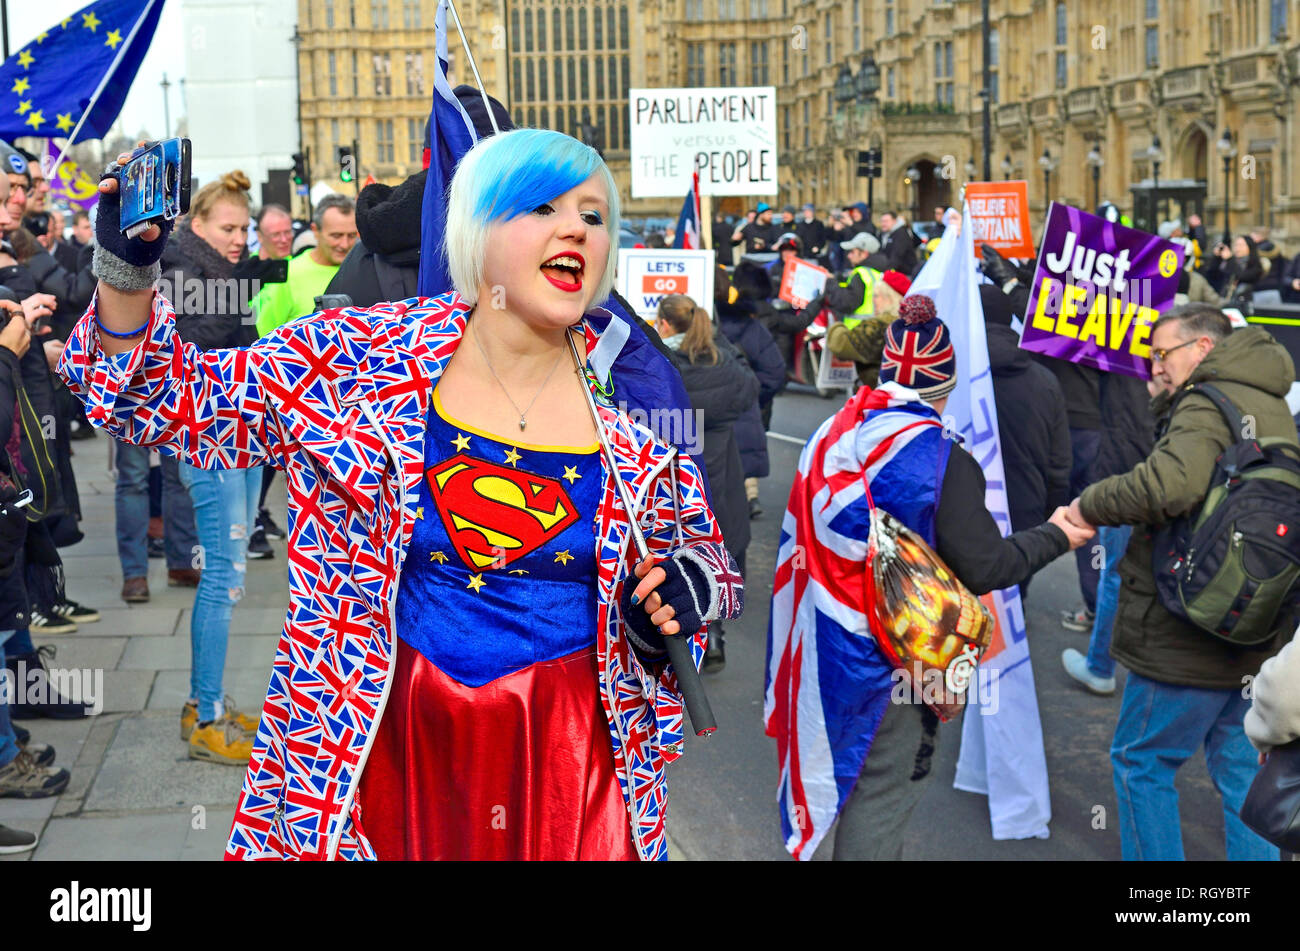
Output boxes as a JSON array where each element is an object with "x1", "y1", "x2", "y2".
[{"x1": 0, "y1": 0, "x2": 167, "y2": 143}]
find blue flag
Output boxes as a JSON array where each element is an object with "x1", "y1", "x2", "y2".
[
  {"x1": 0, "y1": 0, "x2": 167, "y2": 143},
  {"x1": 415, "y1": 1, "x2": 701, "y2": 469}
]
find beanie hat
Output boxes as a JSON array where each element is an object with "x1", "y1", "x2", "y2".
[
  {"x1": 881, "y1": 270, "x2": 911, "y2": 296},
  {"x1": 880, "y1": 294, "x2": 957, "y2": 400},
  {"x1": 756, "y1": 202, "x2": 771, "y2": 213}
]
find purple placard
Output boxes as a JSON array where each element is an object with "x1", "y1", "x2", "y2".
[{"x1": 1020, "y1": 202, "x2": 1185, "y2": 380}]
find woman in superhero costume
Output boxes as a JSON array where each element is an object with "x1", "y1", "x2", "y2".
[{"x1": 60, "y1": 128, "x2": 744, "y2": 861}]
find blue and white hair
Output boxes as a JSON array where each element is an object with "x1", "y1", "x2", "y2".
[{"x1": 444, "y1": 128, "x2": 621, "y2": 306}]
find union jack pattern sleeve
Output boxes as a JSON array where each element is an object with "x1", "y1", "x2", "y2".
[{"x1": 57, "y1": 291, "x2": 365, "y2": 471}]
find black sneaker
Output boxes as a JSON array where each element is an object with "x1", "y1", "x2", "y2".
[
  {"x1": 147, "y1": 536, "x2": 166, "y2": 559},
  {"x1": 0, "y1": 824, "x2": 38, "y2": 854},
  {"x1": 28, "y1": 608, "x2": 76, "y2": 635},
  {"x1": 257, "y1": 508, "x2": 286, "y2": 540},
  {"x1": 247, "y1": 529, "x2": 274, "y2": 560},
  {"x1": 54, "y1": 599, "x2": 100, "y2": 625},
  {"x1": 5, "y1": 647, "x2": 97, "y2": 720}
]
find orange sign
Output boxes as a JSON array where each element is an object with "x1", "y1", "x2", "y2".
[
  {"x1": 641, "y1": 274, "x2": 689, "y2": 294},
  {"x1": 778, "y1": 257, "x2": 831, "y2": 310},
  {"x1": 965, "y1": 180, "x2": 1034, "y2": 258}
]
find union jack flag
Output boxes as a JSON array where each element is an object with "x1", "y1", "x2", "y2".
[
  {"x1": 881, "y1": 323, "x2": 954, "y2": 388},
  {"x1": 764, "y1": 382, "x2": 948, "y2": 860}
]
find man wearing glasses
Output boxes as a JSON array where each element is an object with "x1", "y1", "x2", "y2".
[{"x1": 1066, "y1": 304, "x2": 1296, "y2": 861}]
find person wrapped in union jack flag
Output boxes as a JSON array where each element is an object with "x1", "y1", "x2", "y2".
[
  {"x1": 765, "y1": 293, "x2": 1094, "y2": 861},
  {"x1": 58, "y1": 127, "x2": 744, "y2": 861}
]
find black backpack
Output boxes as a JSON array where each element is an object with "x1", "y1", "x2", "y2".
[{"x1": 1152, "y1": 383, "x2": 1300, "y2": 646}]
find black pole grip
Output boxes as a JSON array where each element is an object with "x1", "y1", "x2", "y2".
[{"x1": 664, "y1": 631, "x2": 716, "y2": 736}]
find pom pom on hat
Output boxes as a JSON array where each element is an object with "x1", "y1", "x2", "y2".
[{"x1": 898, "y1": 294, "x2": 936, "y2": 326}]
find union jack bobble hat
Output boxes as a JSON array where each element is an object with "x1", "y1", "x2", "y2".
[{"x1": 880, "y1": 294, "x2": 957, "y2": 401}]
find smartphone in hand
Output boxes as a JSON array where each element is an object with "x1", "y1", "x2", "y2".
[{"x1": 120, "y1": 138, "x2": 192, "y2": 239}]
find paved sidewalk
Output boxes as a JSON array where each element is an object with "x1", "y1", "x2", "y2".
[{"x1": 1, "y1": 437, "x2": 291, "y2": 861}]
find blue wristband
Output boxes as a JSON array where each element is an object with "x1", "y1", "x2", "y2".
[{"x1": 95, "y1": 314, "x2": 149, "y2": 339}]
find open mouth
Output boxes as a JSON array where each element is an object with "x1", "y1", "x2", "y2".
[{"x1": 540, "y1": 252, "x2": 585, "y2": 292}]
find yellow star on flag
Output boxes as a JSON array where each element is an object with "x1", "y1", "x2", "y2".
[
  {"x1": 466, "y1": 573, "x2": 486, "y2": 593},
  {"x1": 60, "y1": 17, "x2": 72, "y2": 29},
  {"x1": 105, "y1": 29, "x2": 123, "y2": 49},
  {"x1": 16, "y1": 50, "x2": 34, "y2": 69},
  {"x1": 55, "y1": 113, "x2": 74, "y2": 134},
  {"x1": 35, "y1": 32, "x2": 48, "y2": 44},
  {"x1": 25, "y1": 110, "x2": 45, "y2": 129},
  {"x1": 503, "y1": 447, "x2": 521, "y2": 467},
  {"x1": 16, "y1": 100, "x2": 32, "y2": 115},
  {"x1": 83, "y1": 11, "x2": 102, "y2": 31},
  {"x1": 562, "y1": 465, "x2": 581, "y2": 484},
  {"x1": 414, "y1": 506, "x2": 424, "y2": 520},
  {"x1": 451, "y1": 432, "x2": 470, "y2": 451},
  {"x1": 11, "y1": 78, "x2": 29, "y2": 95},
  {"x1": 430, "y1": 550, "x2": 448, "y2": 563},
  {"x1": 553, "y1": 549, "x2": 573, "y2": 565}
]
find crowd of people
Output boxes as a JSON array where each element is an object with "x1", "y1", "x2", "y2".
[{"x1": 1, "y1": 109, "x2": 1297, "y2": 862}]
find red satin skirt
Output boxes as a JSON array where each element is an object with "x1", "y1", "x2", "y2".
[{"x1": 356, "y1": 637, "x2": 639, "y2": 861}]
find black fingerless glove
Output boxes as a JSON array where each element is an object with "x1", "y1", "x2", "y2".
[
  {"x1": 93, "y1": 144, "x2": 173, "y2": 291},
  {"x1": 620, "y1": 546, "x2": 729, "y2": 659}
]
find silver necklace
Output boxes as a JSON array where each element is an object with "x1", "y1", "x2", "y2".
[{"x1": 471, "y1": 323, "x2": 566, "y2": 430}]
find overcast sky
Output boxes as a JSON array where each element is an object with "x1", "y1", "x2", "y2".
[{"x1": 8, "y1": 0, "x2": 186, "y2": 140}]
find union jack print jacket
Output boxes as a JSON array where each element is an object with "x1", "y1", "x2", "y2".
[{"x1": 59, "y1": 290, "x2": 743, "y2": 861}]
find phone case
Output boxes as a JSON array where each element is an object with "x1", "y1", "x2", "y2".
[{"x1": 120, "y1": 138, "x2": 192, "y2": 238}]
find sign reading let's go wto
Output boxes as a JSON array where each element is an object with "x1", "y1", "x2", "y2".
[{"x1": 629, "y1": 87, "x2": 778, "y2": 198}]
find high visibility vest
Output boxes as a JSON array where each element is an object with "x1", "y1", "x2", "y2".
[{"x1": 840, "y1": 266, "x2": 880, "y2": 328}]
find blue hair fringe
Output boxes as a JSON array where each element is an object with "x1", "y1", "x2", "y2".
[{"x1": 470, "y1": 129, "x2": 604, "y2": 223}]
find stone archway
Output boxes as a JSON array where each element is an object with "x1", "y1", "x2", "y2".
[
  {"x1": 897, "y1": 157, "x2": 951, "y2": 227},
  {"x1": 1177, "y1": 125, "x2": 1208, "y2": 182}
]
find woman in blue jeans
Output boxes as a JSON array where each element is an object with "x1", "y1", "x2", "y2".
[{"x1": 159, "y1": 171, "x2": 265, "y2": 764}]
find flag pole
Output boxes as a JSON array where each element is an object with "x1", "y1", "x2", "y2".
[
  {"x1": 443, "y1": 0, "x2": 499, "y2": 134},
  {"x1": 47, "y1": 0, "x2": 162, "y2": 182}
]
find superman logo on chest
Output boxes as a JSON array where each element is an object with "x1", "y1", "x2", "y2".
[{"x1": 425, "y1": 453, "x2": 580, "y2": 570}]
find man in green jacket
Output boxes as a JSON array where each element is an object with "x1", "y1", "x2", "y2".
[
  {"x1": 253, "y1": 194, "x2": 357, "y2": 336},
  {"x1": 1069, "y1": 303, "x2": 1294, "y2": 861}
]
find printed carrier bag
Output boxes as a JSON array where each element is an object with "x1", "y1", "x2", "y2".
[{"x1": 863, "y1": 498, "x2": 994, "y2": 722}]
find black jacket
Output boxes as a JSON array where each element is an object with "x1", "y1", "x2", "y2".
[
  {"x1": 986, "y1": 323, "x2": 1072, "y2": 533},
  {"x1": 666, "y1": 340, "x2": 759, "y2": 564},
  {"x1": 935, "y1": 447, "x2": 1070, "y2": 596},
  {"x1": 1091, "y1": 371, "x2": 1156, "y2": 482},
  {"x1": 160, "y1": 222, "x2": 256, "y2": 352},
  {"x1": 733, "y1": 219, "x2": 777, "y2": 253},
  {"x1": 879, "y1": 224, "x2": 917, "y2": 274},
  {"x1": 26, "y1": 243, "x2": 96, "y2": 342},
  {"x1": 794, "y1": 217, "x2": 828, "y2": 257},
  {"x1": 325, "y1": 168, "x2": 424, "y2": 308},
  {"x1": 1007, "y1": 282, "x2": 1102, "y2": 429},
  {"x1": 711, "y1": 218, "x2": 734, "y2": 266},
  {"x1": 717, "y1": 302, "x2": 785, "y2": 477}
]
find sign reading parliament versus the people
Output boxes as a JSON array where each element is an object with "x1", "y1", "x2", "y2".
[
  {"x1": 1019, "y1": 203, "x2": 1185, "y2": 380},
  {"x1": 965, "y1": 181, "x2": 1034, "y2": 259},
  {"x1": 616, "y1": 248, "x2": 716, "y2": 321},
  {"x1": 629, "y1": 87, "x2": 778, "y2": 198}
]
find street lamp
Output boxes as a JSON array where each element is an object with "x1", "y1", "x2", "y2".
[
  {"x1": 1038, "y1": 148, "x2": 1057, "y2": 206},
  {"x1": 834, "y1": 65, "x2": 855, "y2": 106},
  {"x1": 1085, "y1": 143, "x2": 1104, "y2": 211},
  {"x1": 1001, "y1": 152, "x2": 1013, "y2": 180},
  {"x1": 855, "y1": 51, "x2": 881, "y2": 100},
  {"x1": 1216, "y1": 128, "x2": 1236, "y2": 244},
  {"x1": 905, "y1": 164, "x2": 920, "y2": 221},
  {"x1": 1147, "y1": 135, "x2": 1164, "y2": 229},
  {"x1": 160, "y1": 73, "x2": 172, "y2": 139}
]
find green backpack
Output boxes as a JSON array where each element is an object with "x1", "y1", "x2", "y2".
[{"x1": 1152, "y1": 383, "x2": 1300, "y2": 646}]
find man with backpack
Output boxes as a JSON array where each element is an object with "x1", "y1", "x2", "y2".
[{"x1": 1069, "y1": 304, "x2": 1296, "y2": 861}]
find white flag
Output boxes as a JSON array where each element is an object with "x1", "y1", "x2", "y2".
[{"x1": 905, "y1": 206, "x2": 1052, "y2": 840}]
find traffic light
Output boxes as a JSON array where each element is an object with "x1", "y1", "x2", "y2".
[
  {"x1": 856, "y1": 148, "x2": 882, "y2": 179},
  {"x1": 337, "y1": 145, "x2": 354, "y2": 183},
  {"x1": 291, "y1": 153, "x2": 307, "y2": 186}
]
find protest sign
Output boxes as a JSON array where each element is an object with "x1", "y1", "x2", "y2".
[
  {"x1": 629, "y1": 87, "x2": 778, "y2": 198},
  {"x1": 1019, "y1": 203, "x2": 1184, "y2": 380},
  {"x1": 814, "y1": 329, "x2": 857, "y2": 392},
  {"x1": 616, "y1": 248, "x2": 716, "y2": 321},
  {"x1": 965, "y1": 181, "x2": 1033, "y2": 258},
  {"x1": 778, "y1": 257, "x2": 830, "y2": 309}
]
